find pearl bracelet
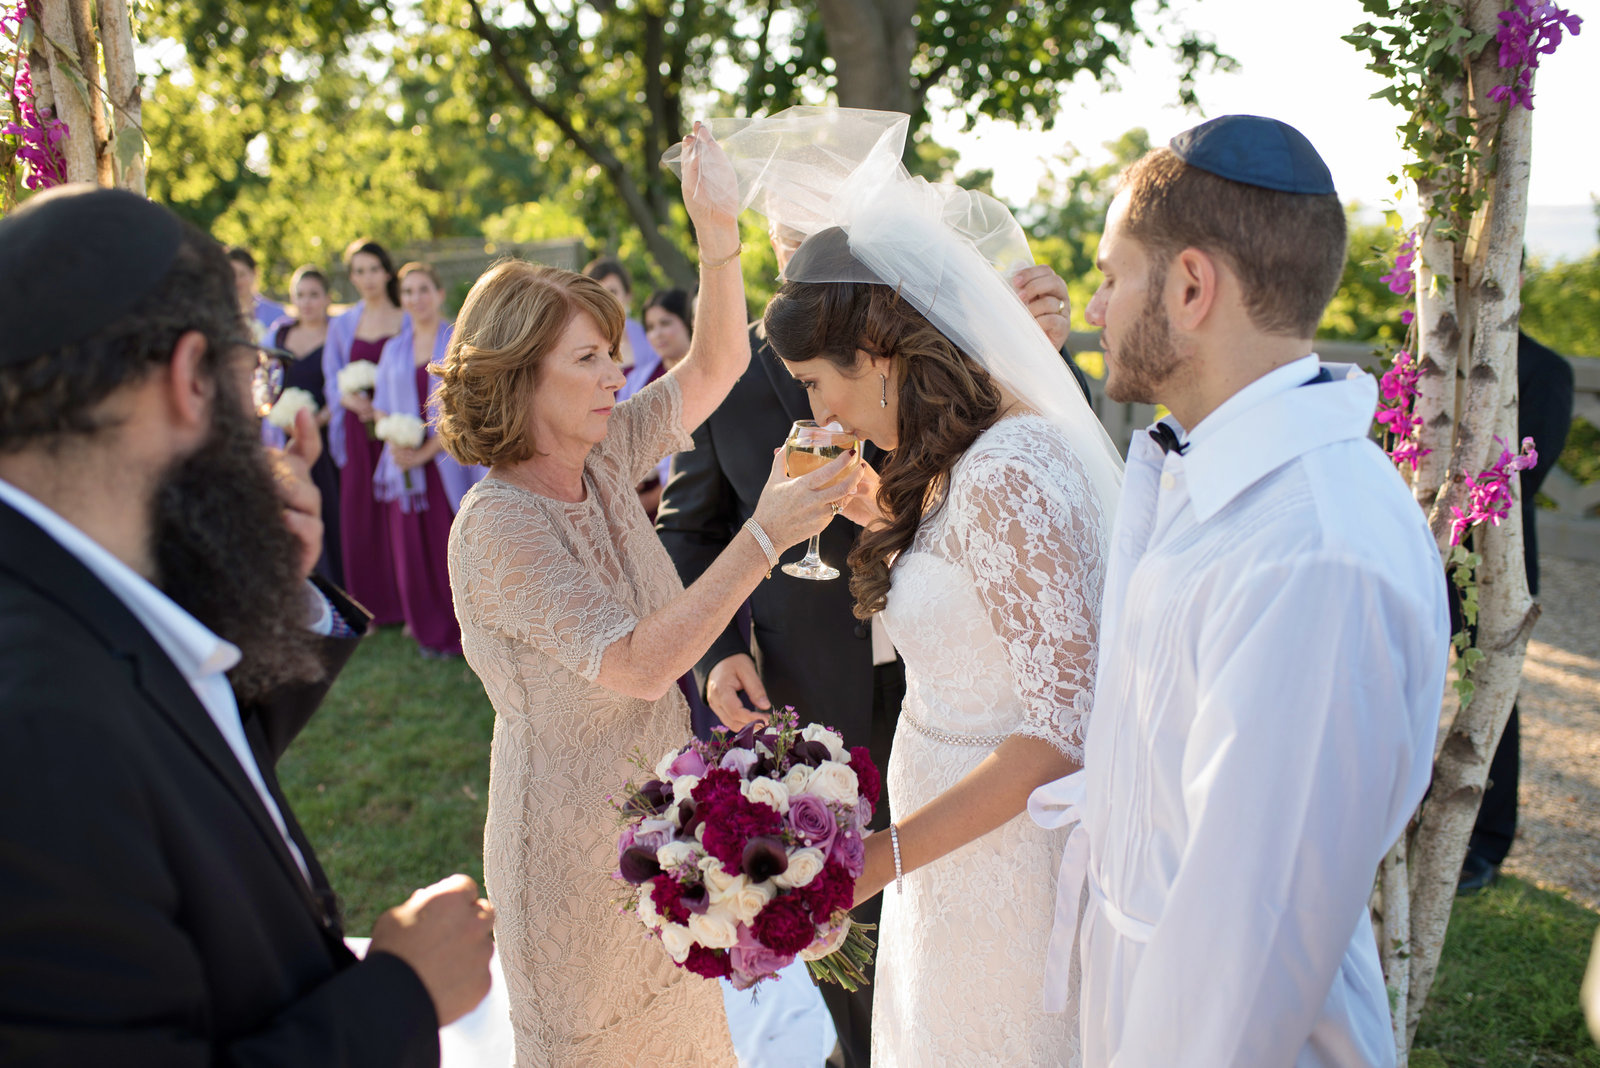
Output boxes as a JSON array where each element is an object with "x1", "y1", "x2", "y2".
[
  {"x1": 889, "y1": 823, "x2": 904, "y2": 893},
  {"x1": 742, "y1": 517, "x2": 779, "y2": 578}
]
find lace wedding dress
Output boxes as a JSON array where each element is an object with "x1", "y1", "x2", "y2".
[
  {"x1": 448, "y1": 375, "x2": 736, "y2": 1067},
  {"x1": 872, "y1": 414, "x2": 1105, "y2": 1067}
]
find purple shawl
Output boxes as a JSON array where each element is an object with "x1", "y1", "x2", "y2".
[
  {"x1": 371, "y1": 318, "x2": 485, "y2": 514},
  {"x1": 320, "y1": 305, "x2": 366, "y2": 469},
  {"x1": 618, "y1": 318, "x2": 659, "y2": 401}
]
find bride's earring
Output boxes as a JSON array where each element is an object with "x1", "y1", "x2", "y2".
[{"x1": 879, "y1": 374, "x2": 888, "y2": 408}]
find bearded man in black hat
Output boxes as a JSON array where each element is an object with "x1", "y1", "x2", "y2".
[
  {"x1": 0, "y1": 185, "x2": 493, "y2": 1066},
  {"x1": 1028, "y1": 117, "x2": 1449, "y2": 1066}
]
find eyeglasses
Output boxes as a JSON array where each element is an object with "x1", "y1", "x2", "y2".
[{"x1": 224, "y1": 337, "x2": 297, "y2": 415}]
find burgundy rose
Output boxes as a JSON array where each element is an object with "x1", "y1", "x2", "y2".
[
  {"x1": 752, "y1": 895, "x2": 816, "y2": 956},
  {"x1": 798, "y1": 859, "x2": 855, "y2": 922},
  {"x1": 729, "y1": 923, "x2": 795, "y2": 990},
  {"x1": 828, "y1": 823, "x2": 866, "y2": 880},
  {"x1": 650, "y1": 873, "x2": 692, "y2": 925},
  {"x1": 785, "y1": 793, "x2": 837, "y2": 853},
  {"x1": 692, "y1": 768, "x2": 744, "y2": 807},
  {"x1": 682, "y1": 943, "x2": 732, "y2": 980},
  {"x1": 847, "y1": 746, "x2": 881, "y2": 807}
]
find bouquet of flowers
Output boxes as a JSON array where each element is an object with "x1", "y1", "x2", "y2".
[
  {"x1": 614, "y1": 710, "x2": 879, "y2": 991},
  {"x1": 335, "y1": 360, "x2": 378, "y2": 399},
  {"x1": 375, "y1": 413, "x2": 427, "y2": 490},
  {"x1": 266, "y1": 387, "x2": 318, "y2": 431}
]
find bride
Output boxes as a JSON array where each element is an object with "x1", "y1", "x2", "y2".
[{"x1": 682, "y1": 109, "x2": 1124, "y2": 1065}]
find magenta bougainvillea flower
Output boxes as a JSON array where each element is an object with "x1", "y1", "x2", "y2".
[
  {"x1": 2, "y1": 0, "x2": 70, "y2": 191},
  {"x1": 1377, "y1": 349, "x2": 1432, "y2": 473},
  {"x1": 1449, "y1": 437, "x2": 1539, "y2": 545},
  {"x1": 1488, "y1": 0, "x2": 1582, "y2": 109},
  {"x1": 1380, "y1": 229, "x2": 1419, "y2": 298}
]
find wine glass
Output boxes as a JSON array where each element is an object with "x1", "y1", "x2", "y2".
[{"x1": 781, "y1": 420, "x2": 858, "y2": 581}]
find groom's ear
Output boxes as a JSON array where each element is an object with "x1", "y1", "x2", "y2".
[{"x1": 1169, "y1": 247, "x2": 1219, "y2": 332}]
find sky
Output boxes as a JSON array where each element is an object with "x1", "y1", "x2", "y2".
[{"x1": 933, "y1": 0, "x2": 1597, "y2": 258}]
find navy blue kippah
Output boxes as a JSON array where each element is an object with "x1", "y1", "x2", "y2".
[
  {"x1": 0, "y1": 184, "x2": 184, "y2": 367},
  {"x1": 1169, "y1": 115, "x2": 1336, "y2": 196}
]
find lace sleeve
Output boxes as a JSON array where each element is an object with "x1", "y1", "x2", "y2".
[
  {"x1": 451, "y1": 494, "x2": 638, "y2": 682},
  {"x1": 953, "y1": 438, "x2": 1105, "y2": 764},
  {"x1": 600, "y1": 372, "x2": 695, "y2": 487}
]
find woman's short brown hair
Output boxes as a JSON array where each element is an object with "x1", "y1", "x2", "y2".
[
  {"x1": 432, "y1": 259, "x2": 623, "y2": 468},
  {"x1": 398, "y1": 261, "x2": 443, "y2": 290},
  {"x1": 1119, "y1": 147, "x2": 1346, "y2": 338}
]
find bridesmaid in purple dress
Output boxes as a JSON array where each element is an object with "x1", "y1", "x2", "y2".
[
  {"x1": 373, "y1": 263, "x2": 485, "y2": 657},
  {"x1": 322, "y1": 239, "x2": 406, "y2": 625},
  {"x1": 261, "y1": 266, "x2": 344, "y2": 587}
]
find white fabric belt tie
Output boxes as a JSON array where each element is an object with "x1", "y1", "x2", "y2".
[{"x1": 1028, "y1": 771, "x2": 1155, "y2": 1014}]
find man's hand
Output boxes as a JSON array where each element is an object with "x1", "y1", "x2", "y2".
[
  {"x1": 269, "y1": 406, "x2": 323, "y2": 582},
  {"x1": 704, "y1": 654, "x2": 772, "y2": 731},
  {"x1": 370, "y1": 874, "x2": 496, "y2": 1027},
  {"x1": 1013, "y1": 264, "x2": 1072, "y2": 351}
]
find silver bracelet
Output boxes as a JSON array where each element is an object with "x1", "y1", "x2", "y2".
[
  {"x1": 889, "y1": 823, "x2": 904, "y2": 893},
  {"x1": 742, "y1": 517, "x2": 779, "y2": 578}
]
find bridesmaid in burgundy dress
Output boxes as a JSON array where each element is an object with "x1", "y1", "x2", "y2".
[
  {"x1": 322, "y1": 239, "x2": 406, "y2": 625},
  {"x1": 261, "y1": 266, "x2": 343, "y2": 586},
  {"x1": 372, "y1": 263, "x2": 485, "y2": 657}
]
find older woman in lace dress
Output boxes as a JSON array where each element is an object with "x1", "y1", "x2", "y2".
[{"x1": 432, "y1": 126, "x2": 861, "y2": 1066}]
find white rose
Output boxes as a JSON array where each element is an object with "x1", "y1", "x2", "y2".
[
  {"x1": 743, "y1": 776, "x2": 790, "y2": 814},
  {"x1": 772, "y1": 847, "x2": 826, "y2": 890},
  {"x1": 267, "y1": 387, "x2": 318, "y2": 430},
  {"x1": 671, "y1": 774, "x2": 701, "y2": 803},
  {"x1": 688, "y1": 909, "x2": 740, "y2": 949},
  {"x1": 798, "y1": 916, "x2": 852, "y2": 962},
  {"x1": 636, "y1": 890, "x2": 664, "y2": 930},
  {"x1": 805, "y1": 761, "x2": 860, "y2": 806},
  {"x1": 801, "y1": 724, "x2": 847, "y2": 760},
  {"x1": 659, "y1": 922, "x2": 695, "y2": 963},
  {"x1": 782, "y1": 764, "x2": 814, "y2": 796},
  {"x1": 703, "y1": 867, "x2": 746, "y2": 903},
  {"x1": 335, "y1": 361, "x2": 377, "y2": 397},
  {"x1": 656, "y1": 840, "x2": 703, "y2": 871},
  {"x1": 727, "y1": 879, "x2": 777, "y2": 926}
]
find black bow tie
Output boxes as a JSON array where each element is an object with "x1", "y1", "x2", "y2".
[{"x1": 1150, "y1": 423, "x2": 1188, "y2": 456}]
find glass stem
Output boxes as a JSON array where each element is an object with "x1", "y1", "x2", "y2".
[{"x1": 802, "y1": 533, "x2": 823, "y2": 565}]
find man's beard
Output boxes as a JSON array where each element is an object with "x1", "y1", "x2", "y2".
[
  {"x1": 1104, "y1": 263, "x2": 1190, "y2": 406},
  {"x1": 153, "y1": 373, "x2": 325, "y2": 706}
]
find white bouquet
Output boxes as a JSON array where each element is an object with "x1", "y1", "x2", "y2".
[
  {"x1": 336, "y1": 361, "x2": 378, "y2": 398},
  {"x1": 266, "y1": 387, "x2": 318, "y2": 431},
  {"x1": 375, "y1": 412, "x2": 426, "y2": 449}
]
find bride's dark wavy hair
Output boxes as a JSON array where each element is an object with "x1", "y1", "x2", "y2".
[{"x1": 763, "y1": 254, "x2": 1002, "y2": 619}]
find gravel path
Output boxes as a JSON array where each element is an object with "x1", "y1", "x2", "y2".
[{"x1": 1501, "y1": 555, "x2": 1600, "y2": 909}]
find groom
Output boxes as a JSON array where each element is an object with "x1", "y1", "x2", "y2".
[{"x1": 1040, "y1": 116, "x2": 1450, "y2": 1065}]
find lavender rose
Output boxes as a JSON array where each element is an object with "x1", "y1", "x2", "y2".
[
  {"x1": 729, "y1": 923, "x2": 796, "y2": 990},
  {"x1": 786, "y1": 793, "x2": 838, "y2": 853},
  {"x1": 828, "y1": 821, "x2": 866, "y2": 880}
]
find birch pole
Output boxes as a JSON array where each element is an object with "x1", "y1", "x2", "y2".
[
  {"x1": 96, "y1": 0, "x2": 140, "y2": 193},
  {"x1": 65, "y1": 0, "x2": 109, "y2": 186},
  {"x1": 33, "y1": 0, "x2": 92, "y2": 182}
]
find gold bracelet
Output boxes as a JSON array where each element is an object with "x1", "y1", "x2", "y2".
[{"x1": 700, "y1": 243, "x2": 743, "y2": 271}]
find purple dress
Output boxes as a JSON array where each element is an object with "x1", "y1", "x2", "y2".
[{"x1": 339, "y1": 336, "x2": 404, "y2": 626}]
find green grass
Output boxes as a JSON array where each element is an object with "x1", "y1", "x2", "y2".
[
  {"x1": 281, "y1": 635, "x2": 1600, "y2": 1063},
  {"x1": 1415, "y1": 877, "x2": 1600, "y2": 1067}
]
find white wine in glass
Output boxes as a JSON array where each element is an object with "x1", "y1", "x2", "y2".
[{"x1": 782, "y1": 420, "x2": 858, "y2": 581}]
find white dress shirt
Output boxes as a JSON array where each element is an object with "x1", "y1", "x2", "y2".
[
  {"x1": 1033, "y1": 356, "x2": 1449, "y2": 1067},
  {"x1": 0, "y1": 477, "x2": 311, "y2": 883}
]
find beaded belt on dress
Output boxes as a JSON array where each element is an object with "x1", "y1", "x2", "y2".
[{"x1": 900, "y1": 707, "x2": 1009, "y2": 747}]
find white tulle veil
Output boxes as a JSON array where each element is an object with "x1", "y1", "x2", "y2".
[{"x1": 664, "y1": 106, "x2": 1123, "y2": 529}]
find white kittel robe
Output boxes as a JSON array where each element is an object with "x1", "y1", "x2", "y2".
[{"x1": 1032, "y1": 355, "x2": 1450, "y2": 1067}]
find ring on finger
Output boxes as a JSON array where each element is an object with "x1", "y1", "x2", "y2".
[
  {"x1": 1056, "y1": 299, "x2": 1066, "y2": 314},
  {"x1": 830, "y1": 502, "x2": 842, "y2": 515}
]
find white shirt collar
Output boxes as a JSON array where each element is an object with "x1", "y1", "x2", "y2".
[
  {"x1": 1147, "y1": 354, "x2": 1380, "y2": 524},
  {"x1": 0, "y1": 477, "x2": 241, "y2": 681}
]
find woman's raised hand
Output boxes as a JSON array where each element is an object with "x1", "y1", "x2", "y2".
[
  {"x1": 751, "y1": 447, "x2": 863, "y2": 551},
  {"x1": 678, "y1": 122, "x2": 741, "y2": 240}
]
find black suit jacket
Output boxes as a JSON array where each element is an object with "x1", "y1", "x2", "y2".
[
  {"x1": 0, "y1": 499, "x2": 438, "y2": 1067},
  {"x1": 657, "y1": 323, "x2": 883, "y2": 749},
  {"x1": 1516, "y1": 331, "x2": 1575, "y2": 597}
]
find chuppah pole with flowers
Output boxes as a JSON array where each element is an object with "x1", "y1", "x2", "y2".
[{"x1": 1347, "y1": 0, "x2": 1580, "y2": 1058}]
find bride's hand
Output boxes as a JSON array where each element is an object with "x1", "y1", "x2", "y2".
[
  {"x1": 837, "y1": 458, "x2": 886, "y2": 529},
  {"x1": 678, "y1": 122, "x2": 740, "y2": 243},
  {"x1": 853, "y1": 831, "x2": 896, "y2": 907}
]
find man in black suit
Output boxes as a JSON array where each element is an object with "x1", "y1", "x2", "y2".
[
  {"x1": 0, "y1": 186, "x2": 494, "y2": 1065},
  {"x1": 656, "y1": 224, "x2": 1082, "y2": 1065}
]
